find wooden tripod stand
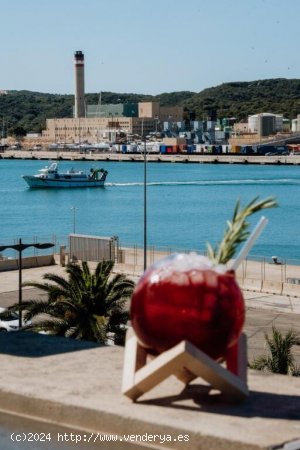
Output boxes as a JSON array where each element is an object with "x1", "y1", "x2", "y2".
[{"x1": 122, "y1": 329, "x2": 249, "y2": 402}]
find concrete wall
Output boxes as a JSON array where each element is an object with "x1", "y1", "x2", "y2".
[
  {"x1": 0, "y1": 255, "x2": 55, "y2": 272},
  {"x1": 138, "y1": 102, "x2": 160, "y2": 119},
  {"x1": 240, "y1": 277, "x2": 300, "y2": 297}
]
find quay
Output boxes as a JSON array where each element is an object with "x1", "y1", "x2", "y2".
[{"x1": 2, "y1": 149, "x2": 300, "y2": 164}]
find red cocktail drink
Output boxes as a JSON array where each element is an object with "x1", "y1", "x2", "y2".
[{"x1": 131, "y1": 253, "x2": 245, "y2": 361}]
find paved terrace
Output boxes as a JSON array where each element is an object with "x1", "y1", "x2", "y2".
[{"x1": 0, "y1": 263, "x2": 300, "y2": 449}]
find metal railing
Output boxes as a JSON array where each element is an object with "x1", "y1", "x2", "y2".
[
  {"x1": 114, "y1": 244, "x2": 300, "y2": 285},
  {"x1": 2, "y1": 235, "x2": 299, "y2": 286}
]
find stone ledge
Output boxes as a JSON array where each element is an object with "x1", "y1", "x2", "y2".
[
  {"x1": 0, "y1": 332, "x2": 299, "y2": 450},
  {"x1": 0, "y1": 255, "x2": 55, "y2": 272}
]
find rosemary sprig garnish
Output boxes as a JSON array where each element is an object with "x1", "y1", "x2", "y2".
[{"x1": 206, "y1": 197, "x2": 278, "y2": 265}]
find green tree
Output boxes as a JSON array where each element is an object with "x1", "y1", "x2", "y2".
[
  {"x1": 11, "y1": 260, "x2": 135, "y2": 345},
  {"x1": 11, "y1": 126, "x2": 26, "y2": 139},
  {"x1": 250, "y1": 326, "x2": 300, "y2": 376}
]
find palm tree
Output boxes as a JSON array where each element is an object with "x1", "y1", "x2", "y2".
[
  {"x1": 250, "y1": 326, "x2": 300, "y2": 376},
  {"x1": 10, "y1": 260, "x2": 135, "y2": 345}
]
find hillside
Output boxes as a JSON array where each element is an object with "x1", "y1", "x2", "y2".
[
  {"x1": 1, "y1": 79, "x2": 300, "y2": 135},
  {"x1": 184, "y1": 78, "x2": 300, "y2": 121},
  {"x1": 0, "y1": 91, "x2": 153, "y2": 135}
]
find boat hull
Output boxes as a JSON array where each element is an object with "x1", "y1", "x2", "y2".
[{"x1": 23, "y1": 176, "x2": 106, "y2": 188}]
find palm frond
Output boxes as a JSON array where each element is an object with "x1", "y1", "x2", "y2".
[
  {"x1": 107, "y1": 310, "x2": 129, "y2": 330},
  {"x1": 25, "y1": 318, "x2": 70, "y2": 336},
  {"x1": 291, "y1": 365, "x2": 300, "y2": 377},
  {"x1": 42, "y1": 273, "x2": 71, "y2": 289},
  {"x1": 105, "y1": 275, "x2": 135, "y2": 298},
  {"x1": 8, "y1": 299, "x2": 61, "y2": 321},
  {"x1": 16, "y1": 259, "x2": 134, "y2": 344},
  {"x1": 95, "y1": 260, "x2": 114, "y2": 280},
  {"x1": 207, "y1": 196, "x2": 277, "y2": 264},
  {"x1": 22, "y1": 280, "x2": 57, "y2": 292},
  {"x1": 250, "y1": 326, "x2": 299, "y2": 376},
  {"x1": 249, "y1": 355, "x2": 271, "y2": 371}
]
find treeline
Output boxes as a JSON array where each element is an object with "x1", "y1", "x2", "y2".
[
  {"x1": 183, "y1": 79, "x2": 300, "y2": 121},
  {"x1": 1, "y1": 78, "x2": 300, "y2": 135}
]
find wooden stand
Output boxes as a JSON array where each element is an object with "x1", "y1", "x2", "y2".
[{"x1": 122, "y1": 329, "x2": 249, "y2": 401}]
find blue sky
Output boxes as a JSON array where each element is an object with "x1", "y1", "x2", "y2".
[{"x1": 2, "y1": 0, "x2": 300, "y2": 95}]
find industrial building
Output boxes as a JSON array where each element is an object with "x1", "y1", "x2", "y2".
[
  {"x1": 248, "y1": 113, "x2": 283, "y2": 136},
  {"x1": 40, "y1": 50, "x2": 297, "y2": 149},
  {"x1": 41, "y1": 51, "x2": 183, "y2": 144},
  {"x1": 42, "y1": 116, "x2": 155, "y2": 143}
]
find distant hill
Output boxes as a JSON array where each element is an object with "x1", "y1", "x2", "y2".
[
  {"x1": 1, "y1": 79, "x2": 300, "y2": 135},
  {"x1": 183, "y1": 78, "x2": 300, "y2": 121}
]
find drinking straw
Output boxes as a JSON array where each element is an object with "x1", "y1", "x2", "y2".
[{"x1": 229, "y1": 216, "x2": 268, "y2": 271}]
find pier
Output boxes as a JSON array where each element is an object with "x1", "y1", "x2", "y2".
[{"x1": 2, "y1": 149, "x2": 300, "y2": 164}]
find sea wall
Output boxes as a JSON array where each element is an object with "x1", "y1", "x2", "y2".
[{"x1": 2, "y1": 149, "x2": 300, "y2": 165}]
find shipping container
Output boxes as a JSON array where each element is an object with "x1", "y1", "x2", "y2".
[
  {"x1": 211, "y1": 145, "x2": 221, "y2": 154},
  {"x1": 288, "y1": 144, "x2": 300, "y2": 153},
  {"x1": 127, "y1": 143, "x2": 138, "y2": 153},
  {"x1": 231, "y1": 145, "x2": 241, "y2": 154},
  {"x1": 275, "y1": 146, "x2": 288, "y2": 155},
  {"x1": 241, "y1": 146, "x2": 254, "y2": 155},
  {"x1": 253, "y1": 145, "x2": 275, "y2": 155},
  {"x1": 254, "y1": 145, "x2": 288, "y2": 155},
  {"x1": 222, "y1": 145, "x2": 229, "y2": 154},
  {"x1": 149, "y1": 143, "x2": 160, "y2": 153},
  {"x1": 195, "y1": 144, "x2": 204, "y2": 153}
]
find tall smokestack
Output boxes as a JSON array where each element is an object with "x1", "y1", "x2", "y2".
[{"x1": 74, "y1": 50, "x2": 85, "y2": 118}]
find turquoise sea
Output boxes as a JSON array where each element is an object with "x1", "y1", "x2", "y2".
[{"x1": 1, "y1": 159, "x2": 300, "y2": 261}]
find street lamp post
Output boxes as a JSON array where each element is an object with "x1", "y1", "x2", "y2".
[
  {"x1": 71, "y1": 206, "x2": 78, "y2": 234},
  {"x1": 0, "y1": 239, "x2": 55, "y2": 328},
  {"x1": 144, "y1": 139, "x2": 147, "y2": 271},
  {"x1": 142, "y1": 120, "x2": 147, "y2": 271}
]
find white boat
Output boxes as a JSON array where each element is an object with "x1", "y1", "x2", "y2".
[{"x1": 22, "y1": 162, "x2": 108, "y2": 188}]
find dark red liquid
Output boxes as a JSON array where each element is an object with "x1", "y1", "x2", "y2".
[{"x1": 131, "y1": 263, "x2": 245, "y2": 360}]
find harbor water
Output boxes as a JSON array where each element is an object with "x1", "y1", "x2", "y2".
[{"x1": 1, "y1": 159, "x2": 300, "y2": 261}]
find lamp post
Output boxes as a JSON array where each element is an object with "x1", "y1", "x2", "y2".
[
  {"x1": 142, "y1": 119, "x2": 147, "y2": 271},
  {"x1": 0, "y1": 239, "x2": 55, "y2": 328},
  {"x1": 71, "y1": 206, "x2": 78, "y2": 234}
]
